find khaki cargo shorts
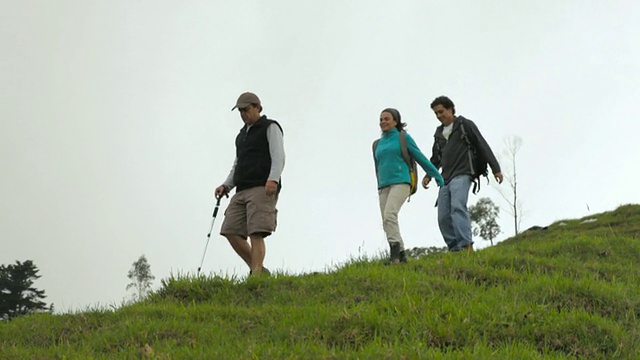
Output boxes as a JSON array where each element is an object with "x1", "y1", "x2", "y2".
[{"x1": 220, "y1": 186, "x2": 278, "y2": 238}]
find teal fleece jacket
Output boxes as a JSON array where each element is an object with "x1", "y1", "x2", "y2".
[{"x1": 374, "y1": 128, "x2": 444, "y2": 189}]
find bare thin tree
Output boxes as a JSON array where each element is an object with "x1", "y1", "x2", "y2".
[{"x1": 496, "y1": 135, "x2": 525, "y2": 235}]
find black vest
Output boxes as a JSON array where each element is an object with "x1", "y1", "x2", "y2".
[{"x1": 233, "y1": 116, "x2": 283, "y2": 191}]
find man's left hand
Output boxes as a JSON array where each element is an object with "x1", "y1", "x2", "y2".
[
  {"x1": 265, "y1": 180, "x2": 278, "y2": 196},
  {"x1": 494, "y1": 172, "x2": 504, "y2": 184}
]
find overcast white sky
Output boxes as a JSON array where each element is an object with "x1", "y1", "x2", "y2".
[{"x1": 2, "y1": 1, "x2": 639, "y2": 312}]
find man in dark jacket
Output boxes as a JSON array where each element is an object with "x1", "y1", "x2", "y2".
[
  {"x1": 214, "y1": 92, "x2": 285, "y2": 275},
  {"x1": 422, "y1": 96, "x2": 503, "y2": 252}
]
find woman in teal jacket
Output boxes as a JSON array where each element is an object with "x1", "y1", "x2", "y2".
[{"x1": 373, "y1": 108, "x2": 444, "y2": 264}]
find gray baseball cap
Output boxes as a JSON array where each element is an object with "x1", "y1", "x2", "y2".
[{"x1": 231, "y1": 92, "x2": 261, "y2": 110}]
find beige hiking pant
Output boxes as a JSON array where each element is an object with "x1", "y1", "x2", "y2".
[{"x1": 378, "y1": 184, "x2": 410, "y2": 251}]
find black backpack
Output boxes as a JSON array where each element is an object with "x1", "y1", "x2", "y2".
[{"x1": 459, "y1": 119, "x2": 489, "y2": 194}]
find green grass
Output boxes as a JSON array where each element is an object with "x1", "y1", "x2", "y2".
[{"x1": 2, "y1": 204, "x2": 640, "y2": 359}]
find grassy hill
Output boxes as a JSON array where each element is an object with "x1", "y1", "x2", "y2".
[{"x1": 2, "y1": 205, "x2": 639, "y2": 359}]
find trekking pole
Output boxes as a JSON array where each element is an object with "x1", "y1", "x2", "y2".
[{"x1": 197, "y1": 195, "x2": 226, "y2": 273}]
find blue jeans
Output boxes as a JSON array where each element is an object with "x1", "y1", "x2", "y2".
[{"x1": 437, "y1": 175, "x2": 473, "y2": 251}]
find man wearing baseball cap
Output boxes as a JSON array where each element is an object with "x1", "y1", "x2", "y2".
[{"x1": 214, "y1": 92, "x2": 285, "y2": 276}]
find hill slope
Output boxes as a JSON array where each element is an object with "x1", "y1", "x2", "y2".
[{"x1": 1, "y1": 205, "x2": 639, "y2": 359}]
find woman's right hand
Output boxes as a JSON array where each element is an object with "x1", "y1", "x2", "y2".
[{"x1": 422, "y1": 176, "x2": 431, "y2": 189}]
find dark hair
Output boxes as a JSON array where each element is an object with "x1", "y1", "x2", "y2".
[
  {"x1": 430, "y1": 96, "x2": 455, "y2": 115},
  {"x1": 381, "y1": 108, "x2": 406, "y2": 132}
]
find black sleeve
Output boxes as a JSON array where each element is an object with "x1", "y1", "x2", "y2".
[
  {"x1": 466, "y1": 120, "x2": 501, "y2": 174},
  {"x1": 430, "y1": 130, "x2": 442, "y2": 170}
]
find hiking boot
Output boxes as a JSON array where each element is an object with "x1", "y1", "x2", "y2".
[
  {"x1": 399, "y1": 250, "x2": 407, "y2": 263},
  {"x1": 389, "y1": 243, "x2": 401, "y2": 264},
  {"x1": 249, "y1": 267, "x2": 271, "y2": 276}
]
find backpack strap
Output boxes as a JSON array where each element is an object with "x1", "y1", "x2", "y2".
[
  {"x1": 458, "y1": 119, "x2": 481, "y2": 194},
  {"x1": 433, "y1": 134, "x2": 442, "y2": 156},
  {"x1": 459, "y1": 119, "x2": 473, "y2": 150},
  {"x1": 399, "y1": 131, "x2": 418, "y2": 201},
  {"x1": 372, "y1": 139, "x2": 380, "y2": 175},
  {"x1": 398, "y1": 131, "x2": 411, "y2": 167}
]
